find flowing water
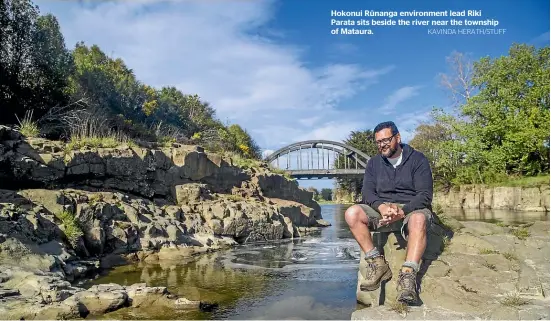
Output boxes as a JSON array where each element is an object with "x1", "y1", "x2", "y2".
[{"x1": 89, "y1": 204, "x2": 548, "y2": 320}]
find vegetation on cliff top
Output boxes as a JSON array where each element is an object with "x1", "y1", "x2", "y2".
[
  {"x1": 335, "y1": 43, "x2": 550, "y2": 195},
  {"x1": 1, "y1": 0, "x2": 261, "y2": 163}
]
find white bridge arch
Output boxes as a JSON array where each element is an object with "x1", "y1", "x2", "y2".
[{"x1": 264, "y1": 140, "x2": 371, "y2": 179}]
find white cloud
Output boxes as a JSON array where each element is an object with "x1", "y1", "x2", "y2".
[
  {"x1": 298, "y1": 116, "x2": 321, "y2": 127},
  {"x1": 296, "y1": 120, "x2": 363, "y2": 142},
  {"x1": 396, "y1": 109, "x2": 433, "y2": 142},
  {"x1": 261, "y1": 149, "x2": 274, "y2": 159},
  {"x1": 377, "y1": 86, "x2": 422, "y2": 115},
  {"x1": 36, "y1": 0, "x2": 394, "y2": 150}
]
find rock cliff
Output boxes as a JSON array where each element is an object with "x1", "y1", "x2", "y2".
[
  {"x1": 0, "y1": 126, "x2": 329, "y2": 319},
  {"x1": 334, "y1": 183, "x2": 550, "y2": 212},
  {"x1": 435, "y1": 184, "x2": 550, "y2": 212}
]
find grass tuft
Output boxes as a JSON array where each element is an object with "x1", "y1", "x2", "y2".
[
  {"x1": 225, "y1": 151, "x2": 295, "y2": 181},
  {"x1": 15, "y1": 110, "x2": 40, "y2": 137},
  {"x1": 502, "y1": 252, "x2": 518, "y2": 261},
  {"x1": 500, "y1": 292, "x2": 530, "y2": 306},
  {"x1": 55, "y1": 210, "x2": 83, "y2": 247},
  {"x1": 482, "y1": 262, "x2": 497, "y2": 271},
  {"x1": 388, "y1": 301, "x2": 410, "y2": 315},
  {"x1": 479, "y1": 248, "x2": 500, "y2": 254},
  {"x1": 512, "y1": 228, "x2": 530, "y2": 240}
]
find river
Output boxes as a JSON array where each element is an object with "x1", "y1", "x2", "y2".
[{"x1": 88, "y1": 204, "x2": 548, "y2": 320}]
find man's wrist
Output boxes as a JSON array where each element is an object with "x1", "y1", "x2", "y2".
[{"x1": 397, "y1": 208, "x2": 405, "y2": 217}]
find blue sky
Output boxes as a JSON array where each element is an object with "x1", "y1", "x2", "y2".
[{"x1": 36, "y1": 0, "x2": 549, "y2": 191}]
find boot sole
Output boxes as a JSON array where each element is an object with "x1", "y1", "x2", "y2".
[
  {"x1": 397, "y1": 295, "x2": 418, "y2": 305},
  {"x1": 359, "y1": 268, "x2": 392, "y2": 291}
]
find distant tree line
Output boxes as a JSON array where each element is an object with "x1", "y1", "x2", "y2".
[
  {"x1": 335, "y1": 43, "x2": 549, "y2": 194},
  {"x1": 0, "y1": 0, "x2": 261, "y2": 160},
  {"x1": 306, "y1": 187, "x2": 333, "y2": 202}
]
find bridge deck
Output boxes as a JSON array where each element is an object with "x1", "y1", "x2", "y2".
[{"x1": 284, "y1": 169, "x2": 364, "y2": 179}]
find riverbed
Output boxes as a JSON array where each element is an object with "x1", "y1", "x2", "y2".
[{"x1": 88, "y1": 204, "x2": 548, "y2": 320}]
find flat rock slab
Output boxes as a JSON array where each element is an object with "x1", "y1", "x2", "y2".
[
  {"x1": 352, "y1": 305, "x2": 478, "y2": 320},
  {"x1": 353, "y1": 219, "x2": 550, "y2": 320},
  {"x1": 352, "y1": 303, "x2": 551, "y2": 320}
]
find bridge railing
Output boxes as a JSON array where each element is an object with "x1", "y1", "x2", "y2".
[{"x1": 264, "y1": 140, "x2": 370, "y2": 178}]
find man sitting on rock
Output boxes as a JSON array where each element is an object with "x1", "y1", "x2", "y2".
[{"x1": 344, "y1": 121, "x2": 434, "y2": 305}]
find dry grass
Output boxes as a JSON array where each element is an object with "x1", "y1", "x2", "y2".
[
  {"x1": 500, "y1": 292, "x2": 530, "y2": 306},
  {"x1": 64, "y1": 108, "x2": 136, "y2": 151},
  {"x1": 502, "y1": 252, "x2": 518, "y2": 261},
  {"x1": 15, "y1": 110, "x2": 40, "y2": 137},
  {"x1": 479, "y1": 248, "x2": 500, "y2": 254},
  {"x1": 482, "y1": 262, "x2": 497, "y2": 271},
  {"x1": 224, "y1": 151, "x2": 295, "y2": 181},
  {"x1": 388, "y1": 301, "x2": 410, "y2": 315},
  {"x1": 226, "y1": 194, "x2": 245, "y2": 202}
]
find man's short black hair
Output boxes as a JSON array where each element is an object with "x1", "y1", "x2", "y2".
[{"x1": 374, "y1": 121, "x2": 399, "y2": 135}]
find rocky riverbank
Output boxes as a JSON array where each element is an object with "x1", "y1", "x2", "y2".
[
  {"x1": 0, "y1": 126, "x2": 329, "y2": 319},
  {"x1": 334, "y1": 184, "x2": 550, "y2": 212},
  {"x1": 353, "y1": 217, "x2": 550, "y2": 320}
]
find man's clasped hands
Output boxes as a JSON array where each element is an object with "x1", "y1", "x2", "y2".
[{"x1": 378, "y1": 203, "x2": 405, "y2": 227}]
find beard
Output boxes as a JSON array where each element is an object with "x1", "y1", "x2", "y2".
[{"x1": 379, "y1": 144, "x2": 398, "y2": 158}]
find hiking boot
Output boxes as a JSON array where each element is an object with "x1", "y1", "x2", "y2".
[
  {"x1": 359, "y1": 255, "x2": 392, "y2": 291},
  {"x1": 396, "y1": 270, "x2": 418, "y2": 304}
]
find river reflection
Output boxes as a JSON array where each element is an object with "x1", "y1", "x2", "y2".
[
  {"x1": 91, "y1": 204, "x2": 362, "y2": 320},
  {"x1": 90, "y1": 204, "x2": 548, "y2": 320}
]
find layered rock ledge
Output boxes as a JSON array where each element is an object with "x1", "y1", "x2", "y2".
[
  {"x1": 435, "y1": 185, "x2": 549, "y2": 212},
  {"x1": 0, "y1": 126, "x2": 329, "y2": 319},
  {"x1": 353, "y1": 218, "x2": 550, "y2": 320},
  {"x1": 335, "y1": 183, "x2": 550, "y2": 212}
]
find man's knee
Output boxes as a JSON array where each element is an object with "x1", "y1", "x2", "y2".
[
  {"x1": 406, "y1": 212, "x2": 428, "y2": 233},
  {"x1": 344, "y1": 205, "x2": 365, "y2": 225}
]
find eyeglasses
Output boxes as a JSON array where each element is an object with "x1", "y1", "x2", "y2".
[{"x1": 375, "y1": 134, "x2": 395, "y2": 146}]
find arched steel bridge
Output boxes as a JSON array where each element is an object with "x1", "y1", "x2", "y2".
[{"x1": 264, "y1": 140, "x2": 371, "y2": 179}]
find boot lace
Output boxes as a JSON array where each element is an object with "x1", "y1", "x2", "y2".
[
  {"x1": 397, "y1": 271, "x2": 416, "y2": 292},
  {"x1": 365, "y1": 261, "x2": 377, "y2": 279},
  {"x1": 364, "y1": 256, "x2": 384, "y2": 279}
]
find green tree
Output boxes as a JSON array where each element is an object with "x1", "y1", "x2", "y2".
[
  {"x1": 409, "y1": 119, "x2": 460, "y2": 189},
  {"x1": 320, "y1": 188, "x2": 333, "y2": 201},
  {"x1": 306, "y1": 187, "x2": 320, "y2": 200},
  {"x1": 436, "y1": 43, "x2": 550, "y2": 183},
  {"x1": 32, "y1": 14, "x2": 73, "y2": 109},
  {"x1": 224, "y1": 124, "x2": 262, "y2": 159},
  {"x1": 334, "y1": 129, "x2": 378, "y2": 198},
  {"x1": 0, "y1": 0, "x2": 264, "y2": 161},
  {"x1": 1, "y1": 0, "x2": 40, "y2": 123},
  {"x1": 69, "y1": 43, "x2": 136, "y2": 117}
]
